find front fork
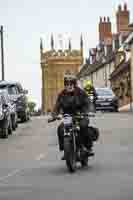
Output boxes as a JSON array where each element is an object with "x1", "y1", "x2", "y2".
[{"x1": 64, "y1": 129, "x2": 76, "y2": 154}]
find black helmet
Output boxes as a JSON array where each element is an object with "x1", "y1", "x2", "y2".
[{"x1": 64, "y1": 74, "x2": 77, "y2": 86}]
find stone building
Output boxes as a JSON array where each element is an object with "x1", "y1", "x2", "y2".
[
  {"x1": 77, "y1": 3, "x2": 132, "y2": 92},
  {"x1": 40, "y1": 35, "x2": 83, "y2": 113},
  {"x1": 110, "y1": 32, "x2": 133, "y2": 108}
]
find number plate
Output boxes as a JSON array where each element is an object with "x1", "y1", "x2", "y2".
[
  {"x1": 100, "y1": 102, "x2": 109, "y2": 106},
  {"x1": 64, "y1": 116, "x2": 72, "y2": 125}
]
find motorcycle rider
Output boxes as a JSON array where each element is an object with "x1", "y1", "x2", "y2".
[
  {"x1": 83, "y1": 80, "x2": 97, "y2": 112},
  {"x1": 50, "y1": 73, "x2": 94, "y2": 160}
]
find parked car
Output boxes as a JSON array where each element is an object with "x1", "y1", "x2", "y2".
[
  {"x1": 0, "y1": 92, "x2": 12, "y2": 138},
  {"x1": 0, "y1": 81, "x2": 30, "y2": 122},
  {"x1": 0, "y1": 89, "x2": 18, "y2": 131},
  {"x1": 95, "y1": 87, "x2": 119, "y2": 112}
]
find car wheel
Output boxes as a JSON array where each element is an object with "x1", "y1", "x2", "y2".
[
  {"x1": 8, "y1": 120, "x2": 13, "y2": 135},
  {"x1": 1, "y1": 128, "x2": 8, "y2": 138},
  {"x1": 21, "y1": 114, "x2": 27, "y2": 122},
  {"x1": 15, "y1": 122, "x2": 18, "y2": 128},
  {"x1": 12, "y1": 117, "x2": 16, "y2": 131},
  {"x1": 114, "y1": 107, "x2": 119, "y2": 112}
]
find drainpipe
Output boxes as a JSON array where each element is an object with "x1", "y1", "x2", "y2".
[{"x1": 130, "y1": 43, "x2": 133, "y2": 112}]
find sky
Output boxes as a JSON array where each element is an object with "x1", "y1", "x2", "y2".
[{"x1": 0, "y1": 0, "x2": 133, "y2": 108}]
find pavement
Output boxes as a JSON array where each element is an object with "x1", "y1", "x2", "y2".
[
  {"x1": 0, "y1": 113, "x2": 133, "y2": 199},
  {"x1": 119, "y1": 102, "x2": 133, "y2": 112}
]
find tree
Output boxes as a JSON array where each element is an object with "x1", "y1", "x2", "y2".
[{"x1": 28, "y1": 101, "x2": 36, "y2": 113}]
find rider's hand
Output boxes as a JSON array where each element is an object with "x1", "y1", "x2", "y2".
[{"x1": 48, "y1": 114, "x2": 57, "y2": 123}]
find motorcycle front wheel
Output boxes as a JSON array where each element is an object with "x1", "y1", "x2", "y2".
[{"x1": 64, "y1": 136, "x2": 76, "y2": 173}]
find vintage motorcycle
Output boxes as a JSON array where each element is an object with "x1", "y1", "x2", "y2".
[{"x1": 48, "y1": 113, "x2": 95, "y2": 173}]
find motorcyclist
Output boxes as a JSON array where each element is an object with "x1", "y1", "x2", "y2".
[
  {"x1": 83, "y1": 80, "x2": 97, "y2": 112},
  {"x1": 51, "y1": 73, "x2": 94, "y2": 160}
]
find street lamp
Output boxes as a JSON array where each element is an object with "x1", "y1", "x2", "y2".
[{"x1": 0, "y1": 25, "x2": 5, "y2": 80}]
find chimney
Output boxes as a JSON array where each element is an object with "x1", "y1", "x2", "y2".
[
  {"x1": 116, "y1": 3, "x2": 130, "y2": 33},
  {"x1": 99, "y1": 16, "x2": 112, "y2": 44}
]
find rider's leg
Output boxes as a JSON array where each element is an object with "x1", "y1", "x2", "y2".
[
  {"x1": 57, "y1": 122, "x2": 66, "y2": 160},
  {"x1": 80, "y1": 118, "x2": 94, "y2": 156},
  {"x1": 57, "y1": 122, "x2": 64, "y2": 151},
  {"x1": 79, "y1": 118, "x2": 89, "y2": 148}
]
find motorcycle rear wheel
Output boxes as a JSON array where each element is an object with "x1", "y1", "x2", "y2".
[{"x1": 81, "y1": 157, "x2": 88, "y2": 167}]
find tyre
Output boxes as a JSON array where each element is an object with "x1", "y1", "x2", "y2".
[
  {"x1": 81, "y1": 157, "x2": 88, "y2": 167},
  {"x1": 64, "y1": 137, "x2": 76, "y2": 173},
  {"x1": 15, "y1": 122, "x2": 18, "y2": 128},
  {"x1": 1, "y1": 128, "x2": 8, "y2": 138},
  {"x1": 115, "y1": 108, "x2": 119, "y2": 112},
  {"x1": 8, "y1": 120, "x2": 13, "y2": 135},
  {"x1": 12, "y1": 116, "x2": 16, "y2": 131},
  {"x1": 21, "y1": 114, "x2": 27, "y2": 123}
]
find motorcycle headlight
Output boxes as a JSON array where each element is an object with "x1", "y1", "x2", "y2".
[{"x1": 64, "y1": 116, "x2": 72, "y2": 126}]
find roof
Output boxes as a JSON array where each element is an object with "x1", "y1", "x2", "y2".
[
  {"x1": 77, "y1": 51, "x2": 116, "y2": 79},
  {"x1": 123, "y1": 31, "x2": 133, "y2": 45},
  {"x1": 0, "y1": 80, "x2": 20, "y2": 86},
  {"x1": 85, "y1": 52, "x2": 115, "y2": 76},
  {"x1": 110, "y1": 60, "x2": 130, "y2": 80},
  {"x1": 77, "y1": 63, "x2": 89, "y2": 78}
]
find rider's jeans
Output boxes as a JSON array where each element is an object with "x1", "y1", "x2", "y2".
[{"x1": 57, "y1": 118, "x2": 92, "y2": 151}]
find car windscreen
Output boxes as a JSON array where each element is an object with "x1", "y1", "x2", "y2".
[
  {"x1": 0, "y1": 85, "x2": 16, "y2": 95},
  {"x1": 0, "y1": 85, "x2": 8, "y2": 93},
  {"x1": 96, "y1": 89, "x2": 113, "y2": 96}
]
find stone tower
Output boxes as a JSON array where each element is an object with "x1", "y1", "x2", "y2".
[
  {"x1": 40, "y1": 34, "x2": 83, "y2": 113},
  {"x1": 99, "y1": 16, "x2": 112, "y2": 44},
  {"x1": 116, "y1": 3, "x2": 130, "y2": 33}
]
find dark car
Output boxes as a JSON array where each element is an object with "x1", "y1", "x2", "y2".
[
  {"x1": 0, "y1": 92, "x2": 12, "y2": 138},
  {"x1": 95, "y1": 87, "x2": 119, "y2": 112},
  {"x1": 0, "y1": 81, "x2": 30, "y2": 122}
]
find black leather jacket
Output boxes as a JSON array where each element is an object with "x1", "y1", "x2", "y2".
[{"x1": 52, "y1": 87, "x2": 89, "y2": 116}]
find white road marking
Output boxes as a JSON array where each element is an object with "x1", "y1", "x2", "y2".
[
  {"x1": 0, "y1": 153, "x2": 46, "y2": 182},
  {"x1": 0, "y1": 169, "x2": 22, "y2": 182}
]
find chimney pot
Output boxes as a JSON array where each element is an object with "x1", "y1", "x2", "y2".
[
  {"x1": 118, "y1": 4, "x2": 122, "y2": 11},
  {"x1": 124, "y1": 3, "x2": 127, "y2": 10},
  {"x1": 107, "y1": 17, "x2": 110, "y2": 22}
]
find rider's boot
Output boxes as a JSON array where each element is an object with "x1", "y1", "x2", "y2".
[
  {"x1": 61, "y1": 154, "x2": 65, "y2": 160},
  {"x1": 86, "y1": 143, "x2": 95, "y2": 156}
]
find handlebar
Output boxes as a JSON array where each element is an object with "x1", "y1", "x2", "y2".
[
  {"x1": 48, "y1": 116, "x2": 61, "y2": 123},
  {"x1": 48, "y1": 113, "x2": 94, "y2": 123}
]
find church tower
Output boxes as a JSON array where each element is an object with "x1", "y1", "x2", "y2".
[{"x1": 40, "y1": 35, "x2": 83, "y2": 113}]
